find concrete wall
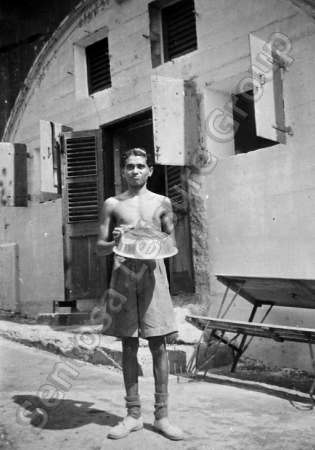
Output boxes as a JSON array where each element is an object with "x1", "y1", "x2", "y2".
[
  {"x1": 2, "y1": 0, "x2": 315, "y2": 369},
  {"x1": 0, "y1": 200, "x2": 64, "y2": 316}
]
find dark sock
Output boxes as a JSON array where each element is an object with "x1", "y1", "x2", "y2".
[
  {"x1": 125, "y1": 395, "x2": 141, "y2": 419},
  {"x1": 154, "y1": 392, "x2": 168, "y2": 420}
]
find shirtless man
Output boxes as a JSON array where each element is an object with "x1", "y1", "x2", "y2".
[{"x1": 96, "y1": 148, "x2": 184, "y2": 440}]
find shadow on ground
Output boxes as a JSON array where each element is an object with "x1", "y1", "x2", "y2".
[{"x1": 13, "y1": 395, "x2": 158, "y2": 434}]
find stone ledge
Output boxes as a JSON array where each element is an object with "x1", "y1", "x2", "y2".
[{"x1": 0, "y1": 320, "x2": 193, "y2": 377}]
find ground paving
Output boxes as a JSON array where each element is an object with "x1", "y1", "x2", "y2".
[{"x1": 1, "y1": 338, "x2": 315, "y2": 450}]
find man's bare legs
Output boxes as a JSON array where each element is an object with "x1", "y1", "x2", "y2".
[
  {"x1": 122, "y1": 336, "x2": 168, "y2": 419},
  {"x1": 148, "y1": 336, "x2": 169, "y2": 419},
  {"x1": 107, "y1": 337, "x2": 143, "y2": 439},
  {"x1": 122, "y1": 337, "x2": 141, "y2": 419},
  {"x1": 108, "y1": 335, "x2": 183, "y2": 440},
  {"x1": 149, "y1": 335, "x2": 184, "y2": 440}
]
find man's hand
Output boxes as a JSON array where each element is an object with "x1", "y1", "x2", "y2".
[
  {"x1": 112, "y1": 225, "x2": 134, "y2": 245},
  {"x1": 112, "y1": 227, "x2": 124, "y2": 245}
]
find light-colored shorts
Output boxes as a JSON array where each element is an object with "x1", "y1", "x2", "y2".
[{"x1": 102, "y1": 255, "x2": 177, "y2": 339}]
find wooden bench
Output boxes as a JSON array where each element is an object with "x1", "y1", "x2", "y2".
[{"x1": 186, "y1": 275, "x2": 315, "y2": 401}]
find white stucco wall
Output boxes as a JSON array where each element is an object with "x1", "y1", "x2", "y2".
[{"x1": 0, "y1": 201, "x2": 64, "y2": 316}]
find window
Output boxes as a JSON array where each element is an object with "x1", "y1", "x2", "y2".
[
  {"x1": 231, "y1": 33, "x2": 290, "y2": 154},
  {"x1": 232, "y1": 90, "x2": 277, "y2": 154},
  {"x1": 204, "y1": 33, "x2": 291, "y2": 157},
  {"x1": 162, "y1": 0, "x2": 197, "y2": 61},
  {"x1": 74, "y1": 26, "x2": 111, "y2": 98},
  {"x1": 149, "y1": 0, "x2": 197, "y2": 67},
  {"x1": 86, "y1": 37, "x2": 111, "y2": 95}
]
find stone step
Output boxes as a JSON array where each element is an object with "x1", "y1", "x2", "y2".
[{"x1": 0, "y1": 318, "x2": 232, "y2": 378}]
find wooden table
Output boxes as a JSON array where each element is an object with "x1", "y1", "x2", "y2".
[{"x1": 186, "y1": 275, "x2": 315, "y2": 401}]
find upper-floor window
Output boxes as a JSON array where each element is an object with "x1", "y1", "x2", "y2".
[
  {"x1": 203, "y1": 32, "x2": 292, "y2": 158},
  {"x1": 162, "y1": 0, "x2": 197, "y2": 61},
  {"x1": 86, "y1": 37, "x2": 111, "y2": 95},
  {"x1": 232, "y1": 90, "x2": 277, "y2": 154},
  {"x1": 74, "y1": 26, "x2": 112, "y2": 99},
  {"x1": 149, "y1": 0, "x2": 197, "y2": 67},
  {"x1": 233, "y1": 33, "x2": 291, "y2": 154}
]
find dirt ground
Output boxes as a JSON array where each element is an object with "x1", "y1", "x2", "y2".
[{"x1": 1, "y1": 337, "x2": 315, "y2": 450}]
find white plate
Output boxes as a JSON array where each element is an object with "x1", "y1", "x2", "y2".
[{"x1": 113, "y1": 247, "x2": 178, "y2": 260}]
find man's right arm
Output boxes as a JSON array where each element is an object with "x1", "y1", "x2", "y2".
[{"x1": 96, "y1": 197, "x2": 116, "y2": 256}]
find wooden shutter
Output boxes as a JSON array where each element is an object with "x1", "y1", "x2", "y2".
[
  {"x1": 62, "y1": 129, "x2": 105, "y2": 301},
  {"x1": 40, "y1": 120, "x2": 72, "y2": 195},
  {"x1": 249, "y1": 33, "x2": 286, "y2": 144},
  {"x1": 63, "y1": 131, "x2": 102, "y2": 224},
  {"x1": 152, "y1": 75, "x2": 198, "y2": 166},
  {"x1": 0, "y1": 143, "x2": 27, "y2": 207},
  {"x1": 166, "y1": 166, "x2": 188, "y2": 213},
  {"x1": 86, "y1": 37, "x2": 111, "y2": 95},
  {"x1": 162, "y1": 0, "x2": 197, "y2": 61},
  {"x1": 165, "y1": 166, "x2": 194, "y2": 293}
]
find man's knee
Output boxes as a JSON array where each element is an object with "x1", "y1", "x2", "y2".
[
  {"x1": 148, "y1": 336, "x2": 166, "y2": 354},
  {"x1": 122, "y1": 337, "x2": 139, "y2": 355}
]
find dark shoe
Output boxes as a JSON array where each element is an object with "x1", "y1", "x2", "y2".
[
  {"x1": 153, "y1": 417, "x2": 184, "y2": 440},
  {"x1": 107, "y1": 416, "x2": 143, "y2": 439}
]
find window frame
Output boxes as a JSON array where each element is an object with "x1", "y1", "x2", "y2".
[
  {"x1": 73, "y1": 26, "x2": 111, "y2": 99},
  {"x1": 86, "y1": 37, "x2": 111, "y2": 96},
  {"x1": 149, "y1": 0, "x2": 198, "y2": 68}
]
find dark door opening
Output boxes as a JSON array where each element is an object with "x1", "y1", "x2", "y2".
[
  {"x1": 102, "y1": 110, "x2": 194, "y2": 295},
  {"x1": 103, "y1": 110, "x2": 165, "y2": 196}
]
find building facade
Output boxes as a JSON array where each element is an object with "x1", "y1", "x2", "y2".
[{"x1": 1, "y1": 0, "x2": 315, "y2": 370}]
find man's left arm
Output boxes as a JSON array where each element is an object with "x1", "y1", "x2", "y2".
[{"x1": 161, "y1": 197, "x2": 176, "y2": 243}]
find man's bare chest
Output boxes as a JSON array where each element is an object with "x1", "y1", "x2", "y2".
[{"x1": 114, "y1": 197, "x2": 162, "y2": 226}]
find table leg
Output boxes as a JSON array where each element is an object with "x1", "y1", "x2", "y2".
[{"x1": 230, "y1": 305, "x2": 258, "y2": 372}]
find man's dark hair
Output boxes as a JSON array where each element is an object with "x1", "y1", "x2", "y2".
[{"x1": 120, "y1": 148, "x2": 154, "y2": 168}]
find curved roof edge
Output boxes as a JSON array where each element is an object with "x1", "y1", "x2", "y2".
[
  {"x1": 2, "y1": 0, "x2": 96, "y2": 141},
  {"x1": 2, "y1": 0, "x2": 315, "y2": 142}
]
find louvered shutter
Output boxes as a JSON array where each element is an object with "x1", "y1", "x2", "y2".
[
  {"x1": 86, "y1": 37, "x2": 111, "y2": 95},
  {"x1": 62, "y1": 129, "x2": 105, "y2": 301},
  {"x1": 162, "y1": 0, "x2": 197, "y2": 61},
  {"x1": 63, "y1": 131, "x2": 102, "y2": 223},
  {"x1": 166, "y1": 166, "x2": 188, "y2": 213}
]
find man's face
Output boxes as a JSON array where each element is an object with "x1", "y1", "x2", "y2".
[{"x1": 122, "y1": 155, "x2": 153, "y2": 187}]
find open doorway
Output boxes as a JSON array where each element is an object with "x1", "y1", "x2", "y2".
[
  {"x1": 102, "y1": 110, "x2": 194, "y2": 295},
  {"x1": 103, "y1": 110, "x2": 165, "y2": 195}
]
